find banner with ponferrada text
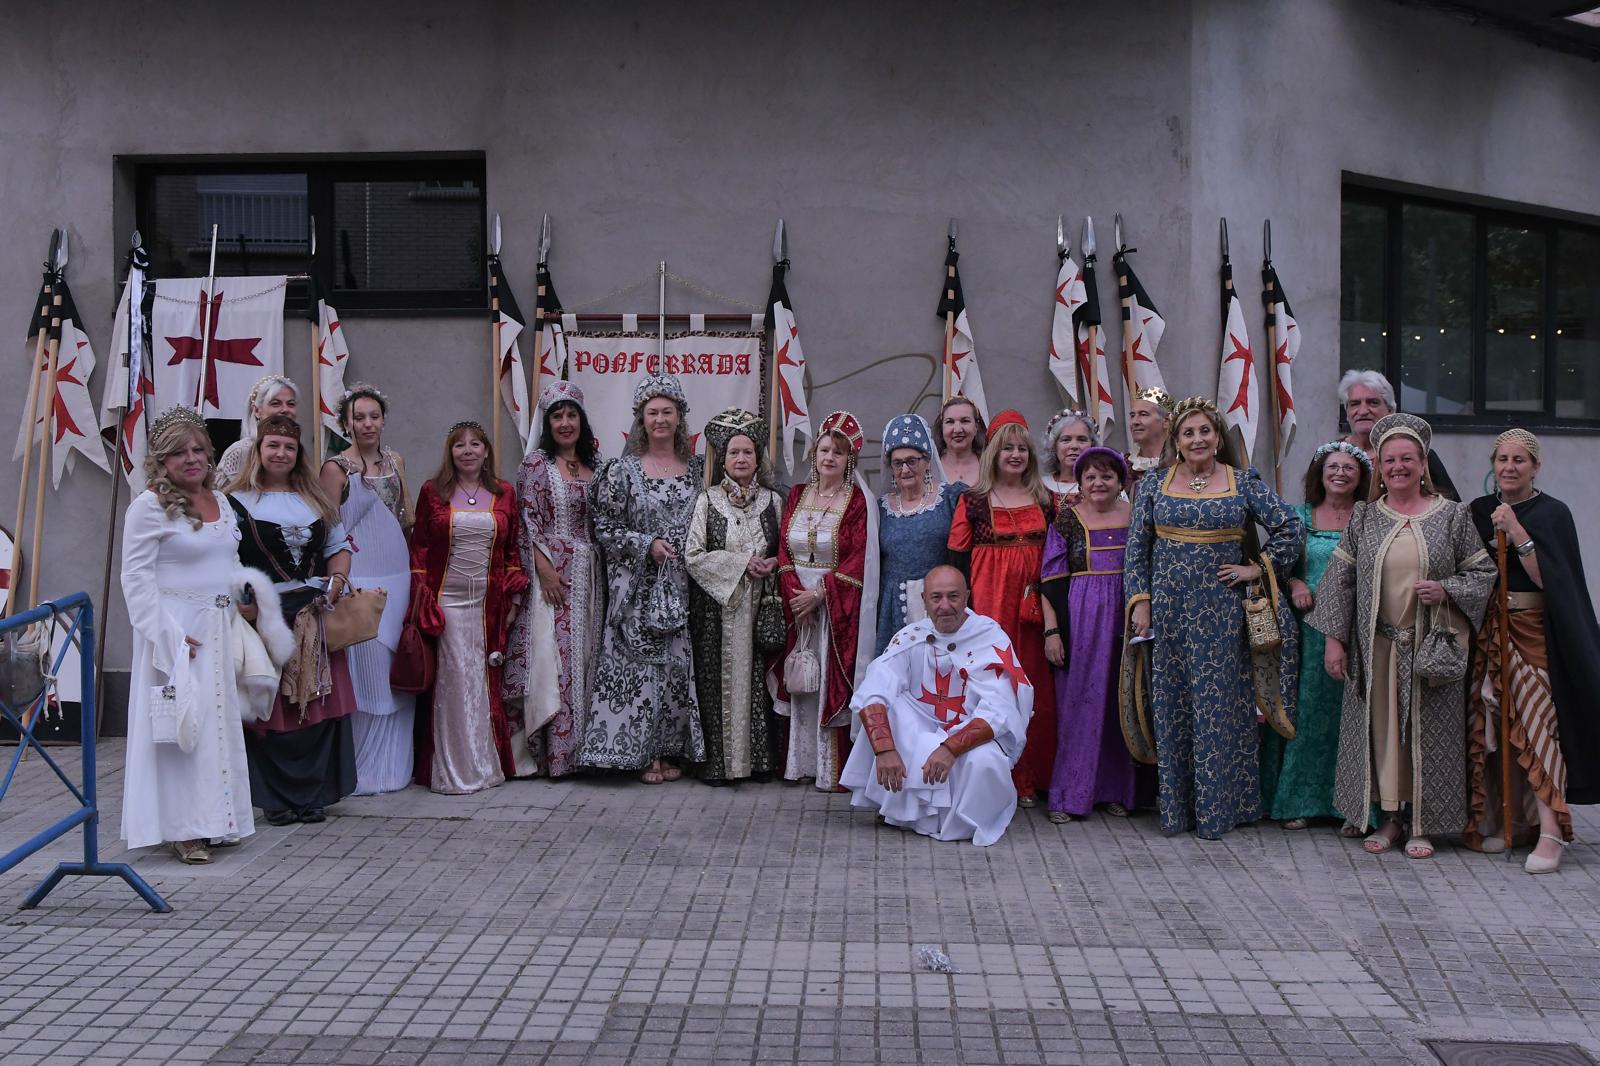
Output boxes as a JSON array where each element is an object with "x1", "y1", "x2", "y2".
[{"x1": 558, "y1": 317, "x2": 764, "y2": 457}]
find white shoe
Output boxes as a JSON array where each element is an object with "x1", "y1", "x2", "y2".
[{"x1": 1524, "y1": 833, "x2": 1568, "y2": 875}]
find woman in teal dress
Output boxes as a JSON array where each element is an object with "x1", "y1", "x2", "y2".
[
  {"x1": 1260, "y1": 442, "x2": 1370, "y2": 830},
  {"x1": 875, "y1": 414, "x2": 961, "y2": 655},
  {"x1": 1125, "y1": 398, "x2": 1304, "y2": 839}
]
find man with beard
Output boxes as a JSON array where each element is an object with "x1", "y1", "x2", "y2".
[
  {"x1": 1338, "y1": 370, "x2": 1458, "y2": 500},
  {"x1": 840, "y1": 565, "x2": 1033, "y2": 846}
]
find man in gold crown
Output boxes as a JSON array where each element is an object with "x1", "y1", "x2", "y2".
[{"x1": 1127, "y1": 386, "x2": 1173, "y2": 478}]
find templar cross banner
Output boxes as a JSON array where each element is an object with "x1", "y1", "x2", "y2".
[
  {"x1": 556, "y1": 316, "x2": 765, "y2": 457},
  {"x1": 149, "y1": 276, "x2": 286, "y2": 419}
]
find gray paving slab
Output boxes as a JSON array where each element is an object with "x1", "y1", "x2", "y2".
[{"x1": 0, "y1": 740, "x2": 1595, "y2": 1063}]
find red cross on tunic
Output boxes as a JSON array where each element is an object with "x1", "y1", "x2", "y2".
[
  {"x1": 986, "y1": 644, "x2": 1029, "y2": 696},
  {"x1": 917, "y1": 666, "x2": 968, "y2": 732},
  {"x1": 165, "y1": 289, "x2": 264, "y2": 411},
  {"x1": 1223, "y1": 332, "x2": 1254, "y2": 416}
]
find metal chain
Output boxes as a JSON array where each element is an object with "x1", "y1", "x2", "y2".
[{"x1": 150, "y1": 277, "x2": 292, "y2": 306}]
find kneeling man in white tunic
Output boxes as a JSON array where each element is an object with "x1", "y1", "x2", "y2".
[{"x1": 840, "y1": 565, "x2": 1032, "y2": 846}]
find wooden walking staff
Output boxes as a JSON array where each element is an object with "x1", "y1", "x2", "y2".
[
  {"x1": 7, "y1": 231, "x2": 60, "y2": 618},
  {"x1": 194, "y1": 224, "x2": 220, "y2": 415},
  {"x1": 488, "y1": 213, "x2": 504, "y2": 457},
  {"x1": 1263, "y1": 220, "x2": 1283, "y2": 493},
  {"x1": 1496, "y1": 529, "x2": 1515, "y2": 858},
  {"x1": 942, "y1": 218, "x2": 958, "y2": 403}
]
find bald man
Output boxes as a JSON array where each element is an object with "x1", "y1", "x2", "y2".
[{"x1": 840, "y1": 565, "x2": 1034, "y2": 846}]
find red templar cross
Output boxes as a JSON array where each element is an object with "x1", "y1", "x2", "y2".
[
  {"x1": 917, "y1": 667, "x2": 968, "y2": 731},
  {"x1": 986, "y1": 644, "x2": 1029, "y2": 696},
  {"x1": 166, "y1": 289, "x2": 264, "y2": 411},
  {"x1": 1224, "y1": 333, "x2": 1254, "y2": 416}
]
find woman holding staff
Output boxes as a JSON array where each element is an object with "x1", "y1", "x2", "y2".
[
  {"x1": 1310, "y1": 414, "x2": 1494, "y2": 859},
  {"x1": 1463, "y1": 429, "x2": 1600, "y2": 874}
]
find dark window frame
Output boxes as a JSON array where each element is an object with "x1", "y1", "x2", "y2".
[
  {"x1": 130, "y1": 153, "x2": 488, "y2": 316},
  {"x1": 1342, "y1": 180, "x2": 1600, "y2": 433}
]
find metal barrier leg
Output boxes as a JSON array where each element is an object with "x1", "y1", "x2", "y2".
[{"x1": 4, "y1": 596, "x2": 170, "y2": 913}]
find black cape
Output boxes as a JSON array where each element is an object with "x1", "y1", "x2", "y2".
[{"x1": 1471, "y1": 493, "x2": 1600, "y2": 805}]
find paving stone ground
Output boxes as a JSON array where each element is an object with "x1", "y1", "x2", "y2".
[{"x1": 0, "y1": 740, "x2": 1596, "y2": 1065}]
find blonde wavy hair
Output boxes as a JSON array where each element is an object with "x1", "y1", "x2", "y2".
[
  {"x1": 142, "y1": 421, "x2": 216, "y2": 529},
  {"x1": 226, "y1": 414, "x2": 341, "y2": 526},
  {"x1": 971, "y1": 421, "x2": 1050, "y2": 507}
]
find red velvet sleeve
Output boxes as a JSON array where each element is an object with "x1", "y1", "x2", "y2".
[
  {"x1": 822, "y1": 487, "x2": 867, "y2": 609},
  {"x1": 497, "y1": 483, "x2": 531, "y2": 599},
  {"x1": 776, "y1": 484, "x2": 804, "y2": 600},
  {"x1": 948, "y1": 494, "x2": 973, "y2": 552},
  {"x1": 409, "y1": 483, "x2": 446, "y2": 637}
]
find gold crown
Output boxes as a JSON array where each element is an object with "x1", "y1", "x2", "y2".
[
  {"x1": 149, "y1": 404, "x2": 206, "y2": 439},
  {"x1": 449, "y1": 419, "x2": 487, "y2": 437},
  {"x1": 1137, "y1": 386, "x2": 1174, "y2": 413},
  {"x1": 1168, "y1": 395, "x2": 1217, "y2": 422}
]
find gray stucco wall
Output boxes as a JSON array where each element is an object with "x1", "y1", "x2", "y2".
[{"x1": 2, "y1": 0, "x2": 1597, "y2": 683}]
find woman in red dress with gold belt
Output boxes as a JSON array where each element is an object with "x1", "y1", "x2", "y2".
[{"x1": 948, "y1": 409, "x2": 1055, "y2": 806}]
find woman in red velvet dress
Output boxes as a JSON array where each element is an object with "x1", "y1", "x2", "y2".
[
  {"x1": 408, "y1": 420, "x2": 529, "y2": 794},
  {"x1": 770, "y1": 411, "x2": 879, "y2": 791},
  {"x1": 948, "y1": 409, "x2": 1056, "y2": 806}
]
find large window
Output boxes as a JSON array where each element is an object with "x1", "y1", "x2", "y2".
[
  {"x1": 1341, "y1": 185, "x2": 1600, "y2": 428},
  {"x1": 133, "y1": 155, "x2": 487, "y2": 313}
]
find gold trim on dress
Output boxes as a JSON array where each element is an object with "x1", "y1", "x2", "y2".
[
  {"x1": 1155, "y1": 525, "x2": 1245, "y2": 544},
  {"x1": 1160, "y1": 465, "x2": 1238, "y2": 499}
]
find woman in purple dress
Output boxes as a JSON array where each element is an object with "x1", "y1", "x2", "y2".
[{"x1": 1040, "y1": 447, "x2": 1139, "y2": 823}]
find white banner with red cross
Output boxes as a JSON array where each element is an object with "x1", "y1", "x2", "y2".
[{"x1": 149, "y1": 276, "x2": 286, "y2": 419}]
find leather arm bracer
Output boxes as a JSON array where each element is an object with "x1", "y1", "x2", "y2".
[
  {"x1": 859, "y1": 703, "x2": 896, "y2": 755},
  {"x1": 940, "y1": 718, "x2": 994, "y2": 758}
]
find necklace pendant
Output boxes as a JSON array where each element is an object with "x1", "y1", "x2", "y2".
[{"x1": 1189, "y1": 475, "x2": 1208, "y2": 492}]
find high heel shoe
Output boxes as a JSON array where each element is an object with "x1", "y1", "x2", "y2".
[{"x1": 1524, "y1": 833, "x2": 1568, "y2": 875}]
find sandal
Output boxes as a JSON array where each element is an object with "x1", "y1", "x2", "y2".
[
  {"x1": 1282, "y1": 818, "x2": 1309, "y2": 831},
  {"x1": 1104, "y1": 803, "x2": 1130, "y2": 818},
  {"x1": 1362, "y1": 819, "x2": 1403, "y2": 854},
  {"x1": 1404, "y1": 836, "x2": 1435, "y2": 860},
  {"x1": 1047, "y1": 811, "x2": 1074, "y2": 824},
  {"x1": 172, "y1": 839, "x2": 211, "y2": 865},
  {"x1": 1525, "y1": 833, "x2": 1568, "y2": 875},
  {"x1": 1338, "y1": 821, "x2": 1363, "y2": 839}
]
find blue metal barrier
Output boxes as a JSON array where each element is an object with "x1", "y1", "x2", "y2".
[{"x1": 0, "y1": 593, "x2": 168, "y2": 913}]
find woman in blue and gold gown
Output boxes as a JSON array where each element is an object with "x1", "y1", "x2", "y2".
[{"x1": 1125, "y1": 398, "x2": 1304, "y2": 839}]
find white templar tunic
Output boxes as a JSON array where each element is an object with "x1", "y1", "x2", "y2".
[{"x1": 841, "y1": 609, "x2": 1032, "y2": 846}]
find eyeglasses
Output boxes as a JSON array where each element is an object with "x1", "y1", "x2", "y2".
[{"x1": 889, "y1": 457, "x2": 927, "y2": 470}]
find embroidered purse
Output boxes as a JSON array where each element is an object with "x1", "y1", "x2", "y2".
[
  {"x1": 640, "y1": 560, "x2": 688, "y2": 637},
  {"x1": 1242, "y1": 578, "x2": 1282, "y2": 653},
  {"x1": 754, "y1": 578, "x2": 787, "y2": 652},
  {"x1": 784, "y1": 617, "x2": 821, "y2": 694},
  {"x1": 1416, "y1": 603, "x2": 1467, "y2": 686}
]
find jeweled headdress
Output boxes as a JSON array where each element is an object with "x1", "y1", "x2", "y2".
[
  {"x1": 448, "y1": 419, "x2": 487, "y2": 438},
  {"x1": 1136, "y1": 386, "x2": 1175, "y2": 414},
  {"x1": 1312, "y1": 439, "x2": 1372, "y2": 470},
  {"x1": 246, "y1": 373, "x2": 297, "y2": 416},
  {"x1": 149, "y1": 403, "x2": 206, "y2": 440},
  {"x1": 1043, "y1": 406, "x2": 1096, "y2": 447},
  {"x1": 882, "y1": 414, "x2": 936, "y2": 458},
  {"x1": 1168, "y1": 396, "x2": 1215, "y2": 423},
  {"x1": 539, "y1": 379, "x2": 585, "y2": 412},
  {"x1": 704, "y1": 407, "x2": 765, "y2": 457},
  {"x1": 633, "y1": 373, "x2": 687, "y2": 413},
  {"x1": 818, "y1": 410, "x2": 865, "y2": 455}
]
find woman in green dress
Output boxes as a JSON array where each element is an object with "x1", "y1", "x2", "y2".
[{"x1": 1261, "y1": 442, "x2": 1370, "y2": 831}]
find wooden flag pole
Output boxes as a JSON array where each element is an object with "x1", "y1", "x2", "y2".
[
  {"x1": 1496, "y1": 529, "x2": 1515, "y2": 859},
  {"x1": 310, "y1": 308, "x2": 323, "y2": 468},
  {"x1": 195, "y1": 225, "x2": 219, "y2": 414},
  {"x1": 1264, "y1": 274, "x2": 1283, "y2": 494},
  {"x1": 490, "y1": 262, "x2": 503, "y2": 457},
  {"x1": 1086, "y1": 324, "x2": 1102, "y2": 430},
  {"x1": 26, "y1": 296, "x2": 65, "y2": 610},
  {"x1": 8, "y1": 282, "x2": 53, "y2": 618},
  {"x1": 1117, "y1": 264, "x2": 1134, "y2": 452}
]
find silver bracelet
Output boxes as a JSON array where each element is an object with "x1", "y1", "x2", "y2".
[{"x1": 1515, "y1": 538, "x2": 1536, "y2": 557}]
